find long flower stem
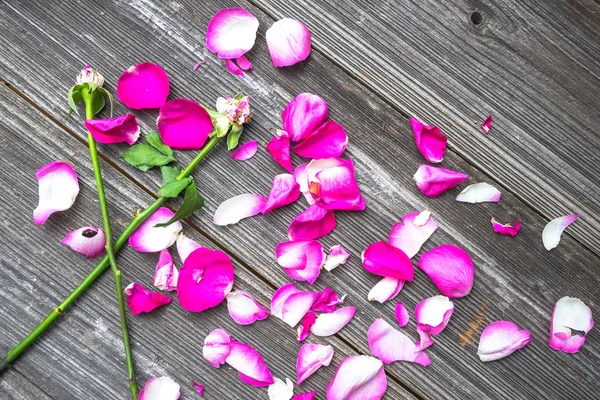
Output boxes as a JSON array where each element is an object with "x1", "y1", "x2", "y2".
[{"x1": 0, "y1": 134, "x2": 222, "y2": 377}]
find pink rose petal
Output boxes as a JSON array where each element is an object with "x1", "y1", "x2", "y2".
[
  {"x1": 213, "y1": 194, "x2": 266, "y2": 225},
  {"x1": 206, "y1": 8, "x2": 259, "y2": 59},
  {"x1": 293, "y1": 121, "x2": 348, "y2": 159},
  {"x1": 192, "y1": 380, "x2": 204, "y2": 397},
  {"x1": 153, "y1": 248, "x2": 178, "y2": 291},
  {"x1": 415, "y1": 295, "x2": 454, "y2": 350},
  {"x1": 85, "y1": 114, "x2": 140, "y2": 145},
  {"x1": 288, "y1": 204, "x2": 336, "y2": 240},
  {"x1": 312, "y1": 287, "x2": 344, "y2": 313},
  {"x1": 124, "y1": 283, "x2": 171, "y2": 314},
  {"x1": 414, "y1": 164, "x2": 468, "y2": 198},
  {"x1": 305, "y1": 158, "x2": 365, "y2": 211},
  {"x1": 478, "y1": 321, "x2": 531, "y2": 361},
  {"x1": 549, "y1": 296, "x2": 594, "y2": 353},
  {"x1": 193, "y1": 61, "x2": 206, "y2": 72},
  {"x1": 176, "y1": 234, "x2": 202, "y2": 264},
  {"x1": 282, "y1": 292, "x2": 320, "y2": 328},
  {"x1": 282, "y1": 93, "x2": 328, "y2": 142},
  {"x1": 388, "y1": 211, "x2": 438, "y2": 258},
  {"x1": 157, "y1": 99, "x2": 214, "y2": 150},
  {"x1": 542, "y1": 214, "x2": 580, "y2": 250},
  {"x1": 226, "y1": 341, "x2": 274, "y2": 387},
  {"x1": 296, "y1": 311, "x2": 316, "y2": 342},
  {"x1": 226, "y1": 59, "x2": 245, "y2": 78},
  {"x1": 262, "y1": 174, "x2": 301, "y2": 214},
  {"x1": 456, "y1": 183, "x2": 502, "y2": 203},
  {"x1": 270, "y1": 283, "x2": 301, "y2": 320},
  {"x1": 236, "y1": 55, "x2": 253, "y2": 70},
  {"x1": 268, "y1": 377, "x2": 294, "y2": 400},
  {"x1": 368, "y1": 277, "x2": 405, "y2": 303},
  {"x1": 267, "y1": 130, "x2": 293, "y2": 173},
  {"x1": 203, "y1": 328, "x2": 231, "y2": 367},
  {"x1": 231, "y1": 140, "x2": 258, "y2": 161},
  {"x1": 481, "y1": 115, "x2": 492, "y2": 134},
  {"x1": 139, "y1": 377, "x2": 180, "y2": 400},
  {"x1": 276, "y1": 240, "x2": 324, "y2": 284},
  {"x1": 226, "y1": 290, "x2": 269, "y2": 325},
  {"x1": 266, "y1": 18, "x2": 312, "y2": 67},
  {"x1": 33, "y1": 161, "x2": 79, "y2": 225},
  {"x1": 326, "y1": 355, "x2": 387, "y2": 400},
  {"x1": 310, "y1": 306, "x2": 356, "y2": 336},
  {"x1": 418, "y1": 244, "x2": 475, "y2": 298},
  {"x1": 491, "y1": 218, "x2": 521, "y2": 236},
  {"x1": 177, "y1": 247, "x2": 234, "y2": 312},
  {"x1": 292, "y1": 391, "x2": 316, "y2": 400},
  {"x1": 362, "y1": 241, "x2": 414, "y2": 281},
  {"x1": 367, "y1": 318, "x2": 431, "y2": 366},
  {"x1": 322, "y1": 244, "x2": 350, "y2": 272},
  {"x1": 296, "y1": 343, "x2": 334, "y2": 385},
  {"x1": 395, "y1": 301, "x2": 410, "y2": 328},
  {"x1": 409, "y1": 117, "x2": 447, "y2": 163},
  {"x1": 129, "y1": 207, "x2": 182, "y2": 253},
  {"x1": 117, "y1": 62, "x2": 170, "y2": 110},
  {"x1": 61, "y1": 226, "x2": 106, "y2": 259},
  {"x1": 293, "y1": 162, "x2": 315, "y2": 205}
]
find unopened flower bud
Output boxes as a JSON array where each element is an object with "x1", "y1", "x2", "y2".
[
  {"x1": 215, "y1": 95, "x2": 251, "y2": 126},
  {"x1": 76, "y1": 64, "x2": 104, "y2": 87}
]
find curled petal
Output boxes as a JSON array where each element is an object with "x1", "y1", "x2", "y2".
[
  {"x1": 549, "y1": 296, "x2": 594, "y2": 353},
  {"x1": 267, "y1": 130, "x2": 293, "y2": 173},
  {"x1": 192, "y1": 381, "x2": 204, "y2": 397},
  {"x1": 288, "y1": 204, "x2": 336, "y2": 240},
  {"x1": 367, "y1": 318, "x2": 431, "y2": 366},
  {"x1": 203, "y1": 328, "x2": 232, "y2": 368},
  {"x1": 415, "y1": 295, "x2": 454, "y2": 350},
  {"x1": 268, "y1": 378, "x2": 294, "y2": 400},
  {"x1": 206, "y1": 8, "x2": 259, "y2": 59},
  {"x1": 226, "y1": 59, "x2": 245, "y2": 78},
  {"x1": 388, "y1": 211, "x2": 438, "y2": 258},
  {"x1": 266, "y1": 18, "x2": 312, "y2": 67},
  {"x1": 362, "y1": 241, "x2": 414, "y2": 281},
  {"x1": 491, "y1": 218, "x2": 521, "y2": 236},
  {"x1": 283, "y1": 292, "x2": 320, "y2": 327},
  {"x1": 276, "y1": 240, "x2": 324, "y2": 284},
  {"x1": 395, "y1": 301, "x2": 410, "y2": 328},
  {"x1": 296, "y1": 343, "x2": 334, "y2": 385},
  {"x1": 177, "y1": 247, "x2": 234, "y2": 312},
  {"x1": 226, "y1": 341, "x2": 274, "y2": 387},
  {"x1": 418, "y1": 244, "x2": 474, "y2": 298},
  {"x1": 213, "y1": 194, "x2": 266, "y2": 225},
  {"x1": 456, "y1": 183, "x2": 502, "y2": 203},
  {"x1": 263, "y1": 174, "x2": 301, "y2": 214},
  {"x1": 139, "y1": 377, "x2": 180, "y2": 400},
  {"x1": 312, "y1": 287, "x2": 344, "y2": 313},
  {"x1": 153, "y1": 248, "x2": 178, "y2": 291},
  {"x1": 227, "y1": 290, "x2": 269, "y2": 325},
  {"x1": 61, "y1": 226, "x2": 106, "y2": 259},
  {"x1": 231, "y1": 140, "x2": 258, "y2": 161},
  {"x1": 542, "y1": 214, "x2": 579, "y2": 251},
  {"x1": 296, "y1": 311, "x2": 316, "y2": 342},
  {"x1": 282, "y1": 93, "x2": 328, "y2": 142},
  {"x1": 124, "y1": 283, "x2": 171, "y2": 314},
  {"x1": 414, "y1": 165, "x2": 468, "y2": 198},
  {"x1": 129, "y1": 207, "x2": 182, "y2": 252},
  {"x1": 85, "y1": 114, "x2": 140, "y2": 145},
  {"x1": 293, "y1": 163, "x2": 315, "y2": 205},
  {"x1": 478, "y1": 321, "x2": 531, "y2": 361},
  {"x1": 306, "y1": 158, "x2": 365, "y2": 211},
  {"x1": 413, "y1": 209, "x2": 432, "y2": 226},
  {"x1": 368, "y1": 277, "x2": 404, "y2": 303},
  {"x1": 270, "y1": 283, "x2": 301, "y2": 320},
  {"x1": 33, "y1": 161, "x2": 79, "y2": 225},
  {"x1": 176, "y1": 234, "x2": 201, "y2": 264},
  {"x1": 481, "y1": 115, "x2": 492, "y2": 134},
  {"x1": 409, "y1": 118, "x2": 447, "y2": 163},
  {"x1": 292, "y1": 391, "x2": 316, "y2": 400},
  {"x1": 326, "y1": 355, "x2": 387, "y2": 400},
  {"x1": 310, "y1": 306, "x2": 356, "y2": 336},
  {"x1": 157, "y1": 99, "x2": 214, "y2": 150},
  {"x1": 117, "y1": 62, "x2": 170, "y2": 109},
  {"x1": 323, "y1": 244, "x2": 350, "y2": 271},
  {"x1": 293, "y1": 121, "x2": 348, "y2": 159}
]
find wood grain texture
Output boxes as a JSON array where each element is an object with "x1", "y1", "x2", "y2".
[
  {"x1": 1, "y1": 0, "x2": 599, "y2": 399},
  {"x1": 0, "y1": 370, "x2": 52, "y2": 400}
]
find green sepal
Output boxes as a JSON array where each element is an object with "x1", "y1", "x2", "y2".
[
  {"x1": 161, "y1": 165, "x2": 180, "y2": 186},
  {"x1": 67, "y1": 84, "x2": 84, "y2": 116},
  {"x1": 97, "y1": 87, "x2": 114, "y2": 117},
  {"x1": 158, "y1": 177, "x2": 192, "y2": 198},
  {"x1": 227, "y1": 124, "x2": 243, "y2": 150},
  {"x1": 155, "y1": 181, "x2": 204, "y2": 227},
  {"x1": 91, "y1": 93, "x2": 105, "y2": 116},
  {"x1": 234, "y1": 91, "x2": 244, "y2": 101}
]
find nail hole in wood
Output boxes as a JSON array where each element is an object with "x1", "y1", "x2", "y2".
[{"x1": 471, "y1": 11, "x2": 484, "y2": 25}]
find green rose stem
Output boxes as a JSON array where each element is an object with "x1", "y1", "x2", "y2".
[{"x1": 0, "y1": 134, "x2": 222, "y2": 379}]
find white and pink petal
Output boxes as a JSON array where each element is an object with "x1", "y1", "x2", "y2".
[
  {"x1": 296, "y1": 343, "x2": 334, "y2": 385},
  {"x1": 231, "y1": 140, "x2": 258, "y2": 161},
  {"x1": 388, "y1": 211, "x2": 438, "y2": 258},
  {"x1": 282, "y1": 93, "x2": 328, "y2": 142},
  {"x1": 33, "y1": 161, "x2": 79, "y2": 225},
  {"x1": 409, "y1": 117, "x2": 447, "y2": 163},
  {"x1": 326, "y1": 355, "x2": 387, "y2": 400},
  {"x1": 124, "y1": 283, "x2": 171, "y2": 314},
  {"x1": 456, "y1": 183, "x2": 502, "y2": 203},
  {"x1": 206, "y1": 8, "x2": 259, "y2": 59},
  {"x1": 266, "y1": 18, "x2": 312, "y2": 67},
  {"x1": 61, "y1": 226, "x2": 106, "y2": 259},
  {"x1": 395, "y1": 301, "x2": 410, "y2": 328},
  {"x1": 176, "y1": 234, "x2": 202, "y2": 264},
  {"x1": 129, "y1": 207, "x2": 182, "y2": 253},
  {"x1": 549, "y1": 296, "x2": 594, "y2": 353},
  {"x1": 478, "y1": 321, "x2": 531, "y2": 361},
  {"x1": 226, "y1": 290, "x2": 269, "y2": 325},
  {"x1": 310, "y1": 306, "x2": 356, "y2": 336},
  {"x1": 414, "y1": 165, "x2": 468, "y2": 198},
  {"x1": 263, "y1": 174, "x2": 301, "y2": 214},
  {"x1": 226, "y1": 341, "x2": 274, "y2": 387},
  {"x1": 213, "y1": 194, "x2": 266, "y2": 225},
  {"x1": 367, "y1": 318, "x2": 431, "y2": 366},
  {"x1": 153, "y1": 248, "x2": 178, "y2": 291},
  {"x1": 138, "y1": 377, "x2": 180, "y2": 400},
  {"x1": 323, "y1": 244, "x2": 350, "y2": 272},
  {"x1": 418, "y1": 244, "x2": 474, "y2": 298},
  {"x1": 203, "y1": 328, "x2": 232, "y2": 367},
  {"x1": 268, "y1": 377, "x2": 294, "y2": 400},
  {"x1": 368, "y1": 277, "x2": 404, "y2": 304},
  {"x1": 542, "y1": 214, "x2": 580, "y2": 251}
]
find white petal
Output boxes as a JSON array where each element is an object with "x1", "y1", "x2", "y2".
[
  {"x1": 213, "y1": 194, "x2": 266, "y2": 225},
  {"x1": 310, "y1": 306, "x2": 356, "y2": 336},
  {"x1": 33, "y1": 161, "x2": 79, "y2": 225},
  {"x1": 542, "y1": 214, "x2": 579, "y2": 250},
  {"x1": 368, "y1": 277, "x2": 404, "y2": 303},
  {"x1": 268, "y1": 377, "x2": 294, "y2": 400},
  {"x1": 138, "y1": 377, "x2": 180, "y2": 400},
  {"x1": 456, "y1": 183, "x2": 502, "y2": 203}
]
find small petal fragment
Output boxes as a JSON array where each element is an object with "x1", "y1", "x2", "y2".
[
  {"x1": 413, "y1": 209, "x2": 432, "y2": 226},
  {"x1": 176, "y1": 234, "x2": 201, "y2": 264},
  {"x1": 117, "y1": 62, "x2": 170, "y2": 110},
  {"x1": 282, "y1": 93, "x2": 328, "y2": 142},
  {"x1": 414, "y1": 164, "x2": 468, "y2": 198},
  {"x1": 326, "y1": 355, "x2": 387, "y2": 400},
  {"x1": 226, "y1": 59, "x2": 245, "y2": 78},
  {"x1": 542, "y1": 214, "x2": 580, "y2": 251},
  {"x1": 296, "y1": 311, "x2": 316, "y2": 342},
  {"x1": 481, "y1": 115, "x2": 492, "y2": 134},
  {"x1": 129, "y1": 207, "x2": 182, "y2": 253},
  {"x1": 268, "y1": 377, "x2": 294, "y2": 400},
  {"x1": 236, "y1": 55, "x2": 253, "y2": 70},
  {"x1": 226, "y1": 341, "x2": 274, "y2": 387},
  {"x1": 415, "y1": 295, "x2": 454, "y2": 350},
  {"x1": 153, "y1": 248, "x2": 178, "y2": 291},
  {"x1": 293, "y1": 121, "x2": 348, "y2": 159},
  {"x1": 206, "y1": 8, "x2": 259, "y2": 59},
  {"x1": 276, "y1": 240, "x2": 324, "y2": 284},
  {"x1": 305, "y1": 158, "x2": 366, "y2": 211},
  {"x1": 388, "y1": 211, "x2": 438, "y2": 259},
  {"x1": 418, "y1": 244, "x2": 475, "y2": 298},
  {"x1": 362, "y1": 241, "x2": 414, "y2": 281},
  {"x1": 267, "y1": 130, "x2": 293, "y2": 173},
  {"x1": 294, "y1": 163, "x2": 315, "y2": 205},
  {"x1": 139, "y1": 377, "x2": 180, "y2": 400},
  {"x1": 263, "y1": 174, "x2": 301, "y2": 214},
  {"x1": 491, "y1": 218, "x2": 521, "y2": 236},
  {"x1": 292, "y1": 391, "x2": 316, "y2": 400},
  {"x1": 213, "y1": 194, "x2": 266, "y2": 225},
  {"x1": 478, "y1": 321, "x2": 531, "y2": 361},
  {"x1": 124, "y1": 283, "x2": 171, "y2": 314},
  {"x1": 310, "y1": 306, "x2": 356, "y2": 336},
  {"x1": 296, "y1": 343, "x2": 334, "y2": 385},
  {"x1": 323, "y1": 245, "x2": 350, "y2": 271},
  {"x1": 288, "y1": 204, "x2": 336, "y2": 240},
  {"x1": 266, "y1": 18, "x2": 312, "y2": 67},
  {"x1": 61, "y1": 226, "x2": 106, "y2": 259},
  {"x1": 367, "y1": 318, "x2": 431, "y2": 366},
  {"x1": 312, "y1": 287, "x2": 344, "y2": 313},
  {"x1": 192, "y1": 381, "x2": 204, "y2": 397},
  {"x1": 409, "y1": 118, "x2": 447, "y2": 163},
  {"x1": 203, "y1": 328, "x2": 232, "y2": 367},
  {"x1": 157, "y1": 99, "x2": 214, "y2": 150},
  {"x1": 85, "y1": 114, "x2": 140, "y2": 145},
  {"x1": 227, "y1": 290, "x2": 269, "y2": 325},
  {"x1": 395, "y1": 301, "x2": 410, "y2": 328},
  {"x1": 368, "y1": 277, "x2": 404, "y2": 303},
  {"x1": 231, "y1": 140, "x2": 258, "y2": 161},
  {"x1": 33, "y1": 161, "x2": 79, "y2": 225},
  {"x1": 549, "y1": 296, "x2": 594, "y2": 353},
  {"x1": 456, "y1": 183, "x2": 502, "y2": 203}
]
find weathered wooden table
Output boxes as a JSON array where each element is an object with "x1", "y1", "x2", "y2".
[{"x1": 1, "y1": 0, "x2": 599, "y2": 399}]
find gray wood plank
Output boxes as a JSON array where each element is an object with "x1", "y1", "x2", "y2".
[{"x1": 0, "y1": 370, "x2": 52, "y2": 400}]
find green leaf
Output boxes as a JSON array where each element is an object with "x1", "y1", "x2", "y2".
[
  {"x1": 97, "y1": 87, "x2": 114, "y2": 117},
  {"x1": 121, "y1": 143, "x2": 176, "y2": 171},
  {"x1": 146, "y1": 132, "x2": 173, "y2": 157},
  {"x1": 91, "y1": 92, "x2": 105, "y2": 116},
  {"x1": 161, "y1": 165, "x2": 180, "y2": 186},
  {"x1": 158, "y1": 177, "x2": 192, "y2": 198},
  {"x1": 227, "y1": 125, "x2": 243, "y2": 150},
  {"x1": 155, "y1": 181, "x2": 204, "y2": 227},
  {"x1": 67, "y1": 84, "x2": 84, "y2": 116}
]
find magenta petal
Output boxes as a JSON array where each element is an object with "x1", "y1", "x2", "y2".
[
  {"x1": 362, "y1": 241, "x2": 414, "y2": 281},
  {"x1": 296, "y1": 343, "x2": 334, "y2": 385},
  {"x1": 549, "y1": 296, "x2": 594, "y2": 353},
  {"x1": 226, "y1": 59, "x2": 245, "y2": 78},
  {"x1": 282, "y1": 93, "x2": 328, "y2": 142},
  {"x1": 478, "y1": 321, "x2": 531, "y2": 361},
  {"x1": 236, "y1": 55, "x2": 253, "y2": 70},
  {"x1": 226, "y1": 341, "x2": 274, "y2": 387},
  {"x1": 491, "y1": 218, "x2": 521, "y2": 236},
  {"x1": 153, "y1": 248, "x2": 178, "y2": 291},
  {"x1": 312, "y1": 287, "x2": 344, "y2": 313},
  {"x1": 192, "y1": 381, "x2": 204, "y2": 397},
  {"x1": 129, "y1": 207, "x2": 182, "y2": 253},
  {"x1": 203, "y1": 328, "x2": 232, "y2": 368},
  {"x1": 327, "y1": 355, "x2": 387, "y2": 400},
  {"x1": 415, "y1": 295, "x2": 454, "y2": 349},
  {"x1": 481, "y1": 115, "x2": 492, "y2": 134},
  {"x1": 266, "y1": 18, "x2": 312, "y2": 67},
  {"x1": 85, "y1": 114, "x2": 140, "y2": 145},
  {"x1": 276, "y1": 240, "x2": 324, "y2": 284},
  {"x1": 388, "y1": 211, "x2": 438, "y2": 258},
  {"x1": 368, "y1": 277, "x2": 405, "y2": 303},
  {"x1": 213, "y1": 194, "x2": 266, "y2": 225},
  {"x1": 231, "y1": 140, "x2": 258, "y2": 161},
  {"x1": 292, "y1": 391, "x2": 316, "y2": 400},
  {"x1": 306, "y1": 158, "x2": 365, "y2": 211},
  {"x1": 267, "y1": 130, "x2": 293, "y2": 173},
  {"x1": 542, "y1": 214, "x2": 580, "y2": 251},
  {"x1": 270, "y1": 283, "x2": 301, "y2": 319},
  {"x1": 409, "y1": 118, "x2": 447, "y2": 163},
  {"x1": 367, "y1": 318, "x2": 431, "y2": 366},
  {"x1": 418, "y1": 244, "x2": 475, "y2": 298},
  {"x1": 395, "y1": 301, "x2": 410, "y2": 328},
  {"x1": 177, "y1": 247, "x2": 234, "y2": 312},
  {"x1": 310, "y1": 306, "x2": 356, "y2": 336},
  {"x1": 176, "y1": 234, "x2": 202, "y2": 264},
  {"x1": 33, "y1": 161, "x2": 79, "y2": 225},
  {"x1": 288, "y1": 204, "x2": 336, "y2": 240},
  {"x1": 124, "y1": 283, "x2": 171, "y2": 314},
  {"x1": 61, "y1": 226, "x2": 106, "y2": 259},
  {"x1": 293, "y1": 121, "x2": 348, "y2": 159},
  {"x1": 206, "y1": 8, "x2": 259, "y2": 59},
  {"x1": 414, "y1": 165, "x2": 468, "y2": 198},
  {"x1": 157, "y1": 99, "x2": 214, "y2": 150},
  {"x1": 226, "y1": 290, "x2": 269, "y2": 325},
  {"x1": 117, "y1": 62, "x2": 170, "y2": 109},
  {"x1": 139, "y1": 377, "x2": 180, "y2": 400},
  {"x1": 263, "y1": 174, "x2": 301, "y2": 214},
  {"x1": 323, "y1": 244, "x2": 350, "y2": 271},
  {"x1": 296, "y1": 311, "x2": 316, "y2": 342}
]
